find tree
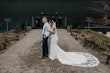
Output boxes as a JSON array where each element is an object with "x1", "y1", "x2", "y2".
[{"x1": 87, "y1": 0, "x2": 110, "y2": 25}]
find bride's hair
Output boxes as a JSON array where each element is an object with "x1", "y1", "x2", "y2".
[
  {"x1": 49, "y1": 20, "x2": 54, "y2": 23},
  {"x1": 49, "y1": 20, "x2": 56, "y2": 28}
]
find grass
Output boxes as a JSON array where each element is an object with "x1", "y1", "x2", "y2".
[
  {"x1": 71, "y1": 29, "x2": 110, "y2": 55},
  {"x1": 84, "y1": 30, "x2": 110, "y2": 55}
]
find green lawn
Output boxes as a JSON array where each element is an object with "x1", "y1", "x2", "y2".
[{"x1": 83, "y1": 30, "x2": 110, "y2": 55}]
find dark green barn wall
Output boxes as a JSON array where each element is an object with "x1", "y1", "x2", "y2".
[
  {"x1": 0, "y1": 0, "x2": 108, "y2": 31},
  {"x1": 0, "y1": 0, "x2": 91, "y2": 17}
]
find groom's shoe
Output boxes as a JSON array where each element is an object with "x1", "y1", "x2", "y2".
[
  {"x1": 38, "y1": 56, "x2": 44, "y2": 59},
  {"x1": 38, "y1": 55, "x2": 48, "y2": 59},
  {"x1": 45, "y1": 55, "x2": 48, "y2": 57}
]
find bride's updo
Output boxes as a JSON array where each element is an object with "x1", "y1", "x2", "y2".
[
  {"x1": 49, "y1": 20, "x2": 54, "y2": 27},
  {"x1": 49, "y1": 20, "x2": 54, "y2": 23}
]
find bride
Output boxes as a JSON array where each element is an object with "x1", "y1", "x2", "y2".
[{"x1": 48, "y1": 20, "x2": 100, "y2": 67}]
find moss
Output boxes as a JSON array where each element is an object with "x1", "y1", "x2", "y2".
[{"x1": 82, "y1": 30, "x2": 110, "y2": 55}]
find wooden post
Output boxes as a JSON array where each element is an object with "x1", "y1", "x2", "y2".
[
  {"x1": 103, "y1": 12, "x2": 108, "y2": 25},
  {"x1": 7, "y1": 21, "x2": 9, "y2": 31},
  {"x1": 106, "y1": 54, "x2": 110, "y2": 64},
  {"x1": 4, "y1": 18, "x2": 11, "y2": 31}
]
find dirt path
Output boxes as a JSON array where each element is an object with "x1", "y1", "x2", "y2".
[{"x1": 0, "y1": 29, "x2": 110, "y2": 73}]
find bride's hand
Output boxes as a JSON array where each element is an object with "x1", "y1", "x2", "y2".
[
  {"x1": 48, "y1": 28, "x2": 55, "y2": 34},
  {"x1": 48, "y1": 30, "x2": 52, "y2": 32}
]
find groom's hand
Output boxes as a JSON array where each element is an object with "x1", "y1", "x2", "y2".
[
  {"x1": 43, "y1": 36, "x2": 46, "y2": 39},
  {"x1": 43, "y1": 35, "x2": 47, "y2": 39},
  {"x1": 43, "y1": 34, "x2": 45, "y2": 36}
]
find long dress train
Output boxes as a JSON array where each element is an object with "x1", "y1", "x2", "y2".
[{"x1": 49, "y1": 28, "x2": 99, "y2": 67}]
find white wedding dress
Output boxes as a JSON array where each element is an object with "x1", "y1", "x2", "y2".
[{"x1": 49, "y1": 25, "x2": 100, "y2": 67}]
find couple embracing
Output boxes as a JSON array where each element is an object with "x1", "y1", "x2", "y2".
[{"x1": 38, "y1": 17, "x2": 100, "y2": 67}]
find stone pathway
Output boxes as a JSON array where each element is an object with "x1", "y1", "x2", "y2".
[{"x1": 0, "y1": 29, "x2": 110, "y2": 73}]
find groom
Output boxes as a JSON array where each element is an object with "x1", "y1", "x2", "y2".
[{"x1": 38, "y1": 17, "x2": 50, "y2": 59}]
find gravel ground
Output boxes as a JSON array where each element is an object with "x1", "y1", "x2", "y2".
[
  {"x1": 106, "y1": 32, "x2": 110, "y2": 38},
  {"x1": 0, "y1": 29, "x2": 110, "y2": 73}
]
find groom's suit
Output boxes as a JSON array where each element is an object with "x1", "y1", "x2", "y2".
[{"x1": 42, "y1": 22, "x2": 50, "y2": 56}]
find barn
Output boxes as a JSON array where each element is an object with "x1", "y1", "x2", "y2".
[{"x1": 0, "y1": 0, "x2": 109, "y2": 31}]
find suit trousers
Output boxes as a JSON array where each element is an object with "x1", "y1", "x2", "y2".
[{"x1": 42, "y1": 37, "x2": 48, "y2": 56}]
